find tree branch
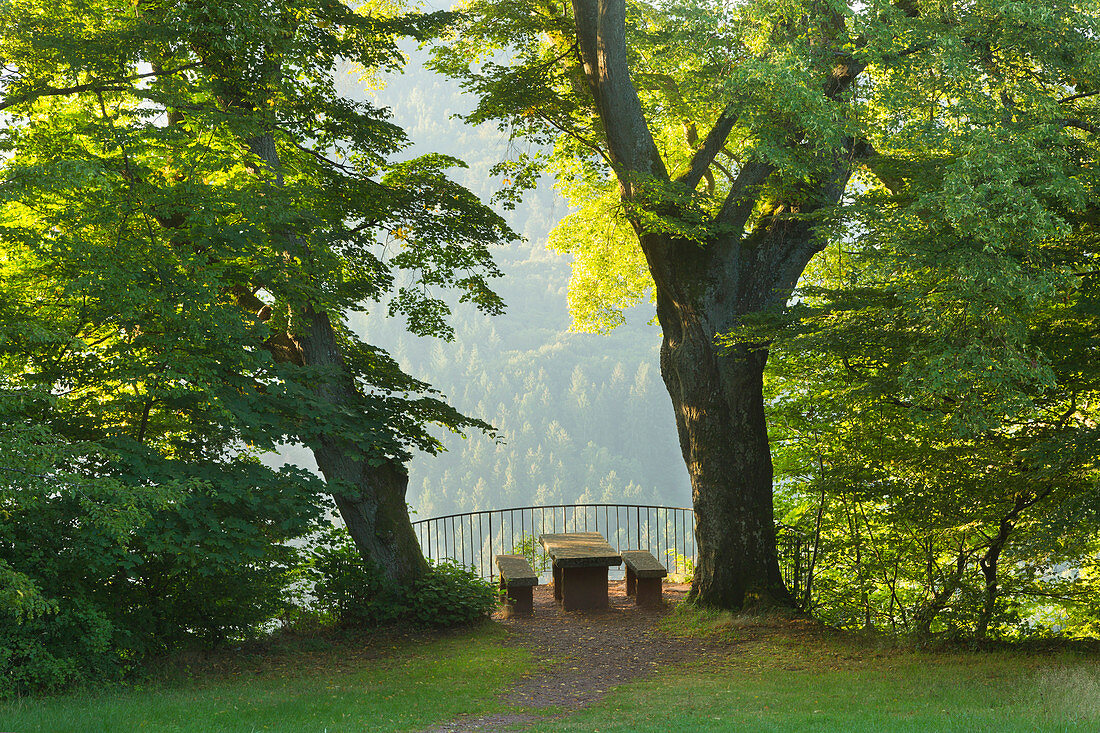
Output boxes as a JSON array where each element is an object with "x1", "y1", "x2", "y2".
[
  {"x1": 1060, "y1": 90, "x2": 1100, "y2": 105},
  {"x1": 677, "y1": 102, "x2": 741, "y2": 192},
  {"x1": 535, "y1": 110, "x2": 614, "y2": 168},
  {"x1": 570, "y1": 0, "x2": 667, "y2": 191},
  {"x1": 1060, "y1": 118, "x2": 1099, "y2": 134},
  {"x1": 894, "y1": 0, "x2": 920, "y2": 17},
  {"x1": 715, "y1": 160, "x2": 774, "y2": 231},
  {"x1": 855, "y1": 138, "x2": 906, "y2": 194},
  {"x1": 0, "y1": 64, "x2": 201, "y2": 111},
  {"x1": 823, "y1": 54, "x2": 868, "y2": 101}
]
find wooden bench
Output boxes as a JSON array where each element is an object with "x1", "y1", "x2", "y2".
[
  {"x1": 495, "y1": 554, "x2": 538, "y2": 617},
  {"x1": 621, "y1": 550, "x2": 667, "y2": 608}
]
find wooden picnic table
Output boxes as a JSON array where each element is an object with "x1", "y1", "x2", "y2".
[{"x1": 539, "y1": 531, "x2": 623, "y2": 611}]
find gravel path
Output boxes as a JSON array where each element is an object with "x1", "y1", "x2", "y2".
[{"x1": 421, "y1": 580, "x2": 735, "y2": 732}]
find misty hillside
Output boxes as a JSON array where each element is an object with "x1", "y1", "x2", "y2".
[{"x1": 313, "y1": 50, "x2": 693, "y2": 517}]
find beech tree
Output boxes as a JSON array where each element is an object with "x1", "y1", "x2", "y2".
[
  {"x1": 435, "y1": 0, "x2": 1100, "y2": 608},
  {"x1": 0, "y1": 0, "x2": 514, "y2": 588}
]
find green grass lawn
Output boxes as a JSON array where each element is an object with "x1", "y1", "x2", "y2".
[
  {"x1": 530, "y1": 609, "x2": 1100, "y2": 733},
  {"x1": 4, "y1": 609, "x2": 1098, "y2": 733},
  {"x1": 0, "y1": 624, "x2": 532, "y2": 733}
]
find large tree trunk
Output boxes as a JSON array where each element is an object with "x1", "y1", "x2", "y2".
[
  {"x1": 643, "y1": 216, "x2": 850, "y2": 609},
  {"x1": 662, "y1": 331, "x2": 789, "y2": 607},
  {"x1": 245, "y1": 131, "x2": 429, "y2": 586},
  {"x1": 646, "y1": 233, "x2": 794, "y2": 608},
  {"x1": 569, "y1": 0, "x2": 859, "y2": 609},
  {"x1": 294, "y1": 306, "x2": 429, "y2": 585}
]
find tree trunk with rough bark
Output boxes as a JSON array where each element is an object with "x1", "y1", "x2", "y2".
[
  {"x1": 294, "y1": 307, "x2": 429, "y2": 585},
  {"x1": 647, "y1": 235, "x2": 792, "y2": 606},
  {"x1": 567, "y1": 0, "x2": 860, "y2": 609},
  {"x1": 244, "y1": 131, "x2": 429, "y2": 586},
  {"x1": 663, "y1": 333, "x2": 789, "y2": 607}
]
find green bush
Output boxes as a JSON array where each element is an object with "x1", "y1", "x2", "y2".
[
  {"x1": 407, "y1": 560, "x2": 498, "y2": 628},
  {"x1": 0, "y1": 419, "x2": 326, "y2": 697},
  {"x1": 0, "y1": 590, "x2": 118, "y2": 700},
  {"x1": 667, "y1": 551, "x2": 695, "y2": 583},
  {"x1": 310, "y1": 528, "x2": 403, "y2": 628},
  {"x1": 309, "y1": 529, "x2": 497, "y2": 628}
]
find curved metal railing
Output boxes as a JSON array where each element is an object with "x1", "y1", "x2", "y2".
[{"x1": 411, "y1": 502, "x2": 813, "y2": 605}]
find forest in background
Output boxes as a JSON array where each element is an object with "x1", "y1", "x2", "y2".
[{"x1": 271, "y1": 50, "x2": 693, "y2": 518}]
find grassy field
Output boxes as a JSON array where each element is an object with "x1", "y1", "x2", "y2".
[
  {"x1": 4, "y1": 609, "x2": 1098, "y2": 732},
  {"x1": 0, "y1": 624, "x2": 533, "y2": 733},
  {"x1": 528, "y1": 608, "x2": 1100, "y2": 733}
]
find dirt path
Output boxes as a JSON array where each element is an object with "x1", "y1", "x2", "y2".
[{"x1": 422, "y1": 581, "x2": 734, "y2": 732}]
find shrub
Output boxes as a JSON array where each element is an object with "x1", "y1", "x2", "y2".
[
  {"x1": 0, "y1": 572, "x2": 119, "y2": 700},
  {"x1": 667, "y1": 551, "x2": 695, "y2": 583},
  {"x1": 0, "y1": 419, "x2": 325, "y2": 696},
  {"x1": 309, "y1": 527, "x2": 403, "y2": 628},
  {"x1": 407, "y1": 560, "x2": 498, "y2": 628},
  {"x1": 309, "y1": 528, "x2": 498, "y2": 629}
]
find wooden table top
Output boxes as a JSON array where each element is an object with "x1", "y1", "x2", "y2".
[{"x1": 539, "y1": 531, "x2": 623, "y2": 568}]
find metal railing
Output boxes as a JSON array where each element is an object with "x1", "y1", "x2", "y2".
[
  {"x1": 412, "y1": 502, "x2": 813, "y2": 605},
  {"x1": 412, "y1": 503, "x2": 695, "y2": 582}
]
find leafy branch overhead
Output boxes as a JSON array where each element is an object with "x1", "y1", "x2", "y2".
[
  {"x1": 0, "y1": 0, "x2": 517, "y2": 463},
  {"x1": 436, "y1": 0, "x2": 1100, "y2": 328}
]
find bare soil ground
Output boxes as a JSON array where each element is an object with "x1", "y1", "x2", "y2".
[{"x1": 421, "y1": 580, "x2": 737, "y2": 732}]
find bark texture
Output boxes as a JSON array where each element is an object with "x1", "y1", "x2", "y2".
[
  {"x1": 293, "y1": 306, "x2": 429, "y2": 584},
  {"x1": 242, "y1": 130, "x2": 429, "y2": 586},
  {"x1": 569, "y1": 0, "x2": 860, "y2": 608}
]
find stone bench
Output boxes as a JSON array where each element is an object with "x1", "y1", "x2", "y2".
[
  {"x1": 621, "y1": 550, "x2": 667, "y2": 608},
  {"x1": 495, "y1": 554, "x2": 539, "y2": 617}
]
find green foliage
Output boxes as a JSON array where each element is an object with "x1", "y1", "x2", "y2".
[
  {"x1": 1, "y1": 596, "x2": 116, "y2": 700},
  {"x1": 309, "y1": 528, "x2": 497, "y2": 628},
  {"x1": 756, "y1": 40, "x2": 1100, "y2": 633},
  {"x1": 666, "y1": 551, "x2": 695, "y2": 584},
  {"x1": 0, "y1": 0, "x2": 514, "y2": 696},
  {"x1": 546, "y1": 191, "x2": 651, "y2": 334},
  {"x1": 0, "y1": 414, "x2": 325, "y2": 697},
  {"x1": 406, "y1": 560, "x2": 498, "y2": 628},
  {"x1": 512, "y1": 533, "x2": 550, "y2": 573},
  {"x1": 309, "y1": 527, "x2": 404, "y2": 628}
]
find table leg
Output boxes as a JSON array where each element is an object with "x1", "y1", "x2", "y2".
[
  {"x1": 560, "y1": 566, "x2": 609, "y2": 611},
  {"x1": 553, "y1": 563, "x2": 562, "y2": 601}
]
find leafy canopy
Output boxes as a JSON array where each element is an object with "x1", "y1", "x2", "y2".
[{"x1": 0, "y1": 0, "x2": 515, "y2": 692}]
